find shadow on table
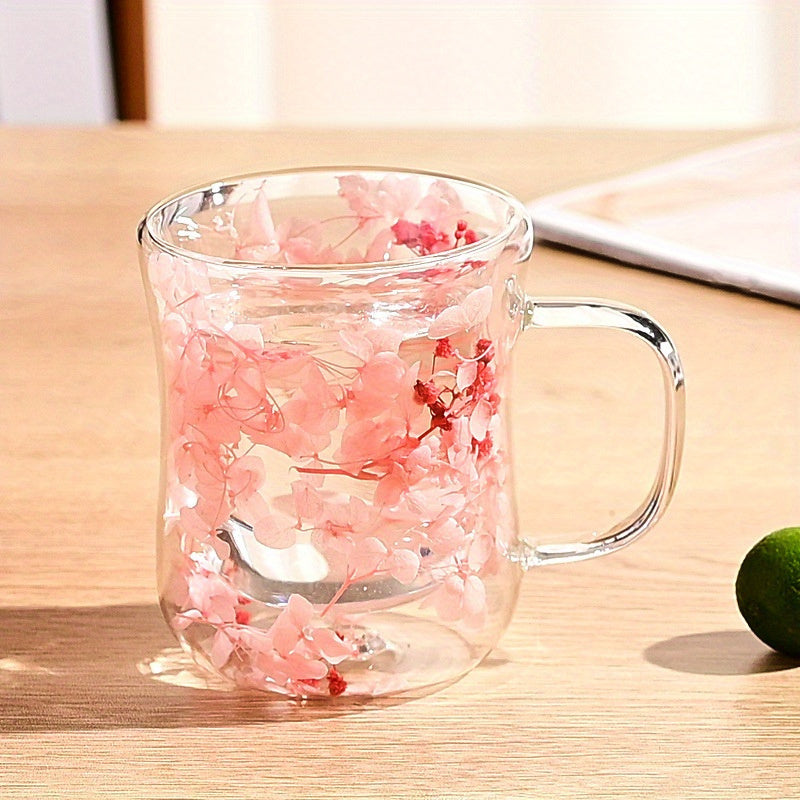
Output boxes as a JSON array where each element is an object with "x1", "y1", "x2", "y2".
[
  {"x1": 0, "y1": 603, "x2": 435, "y2": 733},
  {"x1": 644, "y1": 629, "x2": 800, "y2": 676}
]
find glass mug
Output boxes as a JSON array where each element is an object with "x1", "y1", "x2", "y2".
[{"x1": 138, "y1": 168, "x2": 684, "y2": 699}]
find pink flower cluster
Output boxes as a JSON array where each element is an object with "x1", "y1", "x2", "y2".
[
  {"x1": 174, "y1": 559, "x2": 352, "y2": 696},
  {"x1": 147, "y1": 173, "x2": 506, "y2": 696},
  {"x1": 231, "y1": 173, "x2": 481, "y2": 267}
]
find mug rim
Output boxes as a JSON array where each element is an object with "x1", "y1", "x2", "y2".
[{"x1": 138, "y1": 165, "x2": 532, "y2": 275}]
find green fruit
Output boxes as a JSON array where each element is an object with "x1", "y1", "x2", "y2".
[{"x1": 736, "y1": 527, "x2": 800, "y2": 658}]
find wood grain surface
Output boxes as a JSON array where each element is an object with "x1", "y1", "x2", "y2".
[{"x1": 2, "y1": 126, "x2": 799, "y2": 799}]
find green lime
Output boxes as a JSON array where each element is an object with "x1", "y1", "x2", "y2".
[{"x1": 736, "y1": 527, "x2": 800, "y2": 658}]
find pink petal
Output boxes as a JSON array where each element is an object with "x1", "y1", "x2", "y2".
[
  {"x1": 319, "y1": 528, "x2": 356, "y2": 557},
  {"x1": 247, "y1": 188, "x2": 276, "y2": 245},
  {"x1": 172, "y1": 609, "x2": 201, "y2": 630},
  {"x1": 338, "y1": 330, "x2": 372, "y2": 362},
  {"x1": 431, "y1": 575, "x2": 465, "y2": 622},
  {"x1": 365, "y1": 228, "x2": 394, "y2": 262},
  {"x1": 460, "y1": 286, "x2": 493, "y2": 328},
  {"x1": 352, "y1": 536, "x2": 388, "y2": 576},
  {"x1": 208, "y1": 534, "x2": 231, "y2": 561},
  {"x1": 186, "y1": 570, "x2": 238, "y2": 624},
  {"x1": 338, "y1": 418, "x2": 388, "y2": 467},
  {"x1": 301, "y1": 461, "x2": 327, "y2": 488},
  {"x1": 428, "y1": 286, "x2": 493, "y2": 339},
  {"x1": 359, "y1": 351, "x2": 407, "y2": 390},
  {"x1": 282, "y1": 236, "x2": 319, "y2": 265},
  {"x1": 210, "y1": 630, "x2": 235, "y2": 668},
  {"x1": 347, "y1": 495, "x2": 377, "y2": 531},
  {"x1": 291, "y1": 480, "x2": 324, "y2": 521},
  {"x1": 469, "y1": 398, "x2": 492, "y2": 442},
  {"x1": 462, "y1": 574, "x2": 487, "y2": 617},
  {"x1": 389, "y1": 548, "x2": 420, "y2": 584},
  {"x1": 148, "y1": 251, "x2": 173, "y2": 287},
  {"x1": 161, "y1": 312, "x2": 189, "y2": 348},
  {"x1": 428, "y1": 305, "x2": 468, "y2": 340},
  {"x1": 252, "y1": 513, "x2": 295, "y2": 549},
  {"x1": 405, "y1": 443, "x2": 433, "y2": 480},
  {"x1": 374, "y1": 467, "x2": 406, "y2": 508},
  {"x1": 287, "y1": 593, "x2": 314, "y2": 627},
  {"x1": 366, "y1": 327, "x2": 404, "y2": 355},
  {"x1": 283, "y1": 652, "x2": 329, "y2": 681},
  {"x1": 179, "y1": 505, "x2": 214, "y2": 539},
  {"x1": 308, "y1": 628, "x2": 353, "y2": 663},
  {"x1": 467, "y1": 533, "x2": 495, "y2": 572},
  {"x1": 430, "y1": 518, "x2": 466, "y2": 550},
  {"x1": 271, "y1": 617, "x2": 300, "y2": 658},
  {"x1": 416, "y1": 179, "x2": 463, "y2": 224},
  {"x1": 379, "y1": 175, "x2": 422, "y2": 217},
  {"x1": 337, "y1": 174, "x2": 371, "y2": 215},
  {"x1": 456, "y1": 360, "x2": 478, "y2": 392},
  {"x1": 228, "y1": 456, "x2": 266, "y2": 498}
]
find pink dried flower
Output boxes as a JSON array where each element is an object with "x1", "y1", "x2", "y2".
[
  {"x1": 424, "y1": 572, "x2": 488, "y2": 629},
  {"x1": 428, "y1": 286, "x2": 493, "y2": 340},
  {"x1": 337, "y1": 174, "x2": 422, "y2": 222}
]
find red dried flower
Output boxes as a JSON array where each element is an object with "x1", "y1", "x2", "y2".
[
  {"x1": 414, "y1": 379, "x2": 440, "y2": 405},
  {"x1": 328, "y1": 666, "x2": 348, "y2": 697},
  {"x1": 434, "y1": 337, "x2": 455, "y2": 359},
  {"x1": 430, "y1": 412, "x2": 452, "y2": 431},
  {"x1": 235, "y1": 608, "x2": 251, "y2": 625},
  {"x1": 475, "y1": 338, "x2": 493, "y2": 361},
  {"x1": 417, "y1": 221, "x2": 445, "y2": 253},
  {"x1": 391, "y1": 219, "x2": 420, "y2": 248}
]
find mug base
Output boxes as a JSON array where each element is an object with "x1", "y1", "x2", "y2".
[{"x1": 176, "y1": 610, "x2": 489, "y2": 699}]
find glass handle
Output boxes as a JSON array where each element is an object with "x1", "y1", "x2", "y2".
[{"x1": 519, "y1": 297, "x2": 685, "y2": 567}]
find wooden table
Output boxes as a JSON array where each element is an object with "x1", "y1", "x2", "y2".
[{"x1": 2, "y1": 126, "x2": 799, "y2": 799}]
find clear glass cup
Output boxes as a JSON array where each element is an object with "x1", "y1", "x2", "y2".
[{"x1": 138, "y1": 167, "x2": 684, "y2": 698}]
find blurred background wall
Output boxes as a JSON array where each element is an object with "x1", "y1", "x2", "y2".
[
  {"x1": 1, "y1": 0, "x2": 798, "y2": 128},
  {"x1": 0, "y1": 0, "x2": 116, "y2": 124}
]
